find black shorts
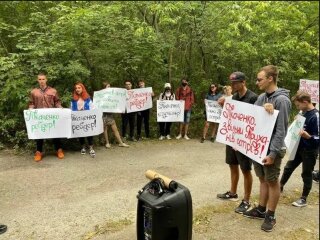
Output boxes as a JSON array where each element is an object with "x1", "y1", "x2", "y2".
[{"x1": 226, "y1": 145, "x2": 252, "y2": 171}]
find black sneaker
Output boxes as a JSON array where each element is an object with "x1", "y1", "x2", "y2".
[
  {"x1": 200, "y1": 137, "x2": 205, "y2": 143},
  {"x1": 243, "y1": 207, "x2": 266, "y2": 219},
  {"x1": 210, "y1": 136, "x2": 216, "y2": 142},
  {"x1": 261, "y1": 215, "x2": 276, "y2": 232},
  {"x1": 312, "y1": 170, "x2": 319, "y2": 183},
  {"x1": 0, "y1": 224, "x2": 7, "y2": 234},
  {"x1": 217, "y1": 191, "x2": 238, "y2": 201},
  {"x1": 235, "y1": 200, "x2": 251, "y2": 214}
]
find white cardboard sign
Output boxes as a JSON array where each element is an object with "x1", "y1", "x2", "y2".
[{"x1": 216, "y1": 98, "x2": 279, "y2": 165}]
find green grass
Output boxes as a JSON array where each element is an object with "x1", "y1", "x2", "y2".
[{"x1": 82, "y1": 218, "x2": 133, "y2": 240}]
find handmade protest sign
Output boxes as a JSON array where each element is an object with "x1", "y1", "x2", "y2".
[
  {"x1": 299, "y1": 79, "x2": 319, "y2": 104},
  {"x1": 24, "y1": 108, "x2": 71, "y2": 139},
  {"x1": 93, "y1": 88, "x2": 126, "y2": 113},
  {"x1": 126, "y1": 87, "x2": 153, "y2": 113},
  {"x1": 284, "y1": 115, "x2": 306, "y2": 160},
  {"x1": 205, "y1": 99, "x2": 222, "y2": 123},
  {"x1": 216, "y1": 98, "x2": 279, "y2": 165},
  {"x1": 70, "y1": 109, "x2": 103, "y2": 138},
  {"x1": 157, "y1": 100, "x2": 184, "y2": 122}
]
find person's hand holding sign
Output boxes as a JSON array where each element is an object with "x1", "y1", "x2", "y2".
[
  {"x1": 262, "y1": 155, "x2": 274, "y2": 165},
  {"x1": 263, "y1": 103, "x2": 274, "y2": 114}
]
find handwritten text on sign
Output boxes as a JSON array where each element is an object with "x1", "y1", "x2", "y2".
[
  {"x1": 70, "y1": 109, "x2": 103, "y2": 138},
  {"x1": 93, "y1": 88, "x2": 126, "y2": 113},
  {"x1": 157, "y1": 100, "x2": 184, "y2": 122},
  {"x1": 126, "y1": 87, "x2": 153, "y2": 113},
  {"x1": 284, "y1": 115, "x2": 306, "y2": 160},
  {"x1": 216, "y1": 99, "x2": 279, "y2": 164},
  {"x1": 24, "y1": 108, "x2": 71, "y2": 139},
  {"x1": 205, "y1": 100, "x2": 222, "y2": 123},
  {"x1": 299, "y1": 79, "x2": 319, "y2": 104}
]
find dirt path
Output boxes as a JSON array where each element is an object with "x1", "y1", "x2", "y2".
[{"x1": 0, "y1": 139, "x2": 319, "y2": 240}]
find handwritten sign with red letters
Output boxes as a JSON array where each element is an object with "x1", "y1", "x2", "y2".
[
  {"x1": 299, "y1": 79, "x2": 319, "y2": 104},
  {"x1": 216, "y1": 98, "x2": 279, "y2": 165},
  {"x1": 126, "y1": 87, "x2": 153, "y2": 113}
]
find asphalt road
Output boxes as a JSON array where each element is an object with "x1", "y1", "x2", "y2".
[{"x1": 0, "y1": 139, "x2": 319, "y2": 239}]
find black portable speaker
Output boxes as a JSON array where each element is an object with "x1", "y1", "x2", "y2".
[{"x1": 137, "y1": 178, "x2": 192, "y2": 240}]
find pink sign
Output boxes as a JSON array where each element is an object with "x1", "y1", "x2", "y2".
[
  {"x1": 126, "y1": 87, "x2": 153, "y2": 113},
  {"x1": 299, "y1": 79, "x2": 319, "y2": 104}
]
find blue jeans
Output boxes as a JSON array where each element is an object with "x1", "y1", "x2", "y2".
[{"x1": 183, "y1": 110, "x2": 192, "y2": 123}]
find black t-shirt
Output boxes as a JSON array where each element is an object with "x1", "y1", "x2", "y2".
[{"x1": 232, "y1": 89, "x2": 257, "y2": 104}]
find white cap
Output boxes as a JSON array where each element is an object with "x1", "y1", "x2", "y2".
[{"x1": 164, "y1": 83, "x2": 171, "y2": 88}]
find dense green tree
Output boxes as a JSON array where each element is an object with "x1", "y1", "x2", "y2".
[{"x1": 0, "y1": 1, "x2": 318, "y2": 148}]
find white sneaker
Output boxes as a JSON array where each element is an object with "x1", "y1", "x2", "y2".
[
  {"x1": 184, "y1": 135, "x2": 190, "y2": 140},
  {"x1": 292, "y1": 198, "x2": 307, "y2": 207},
  {"x1": 166, "y1": 135, "x2": 171, "y2": 140},
  {"x1": 105, "y1": 143, "x2": 111, "y2": 149},
  {"x1": 80, "y1": 148, "x2": 86, "y2": 155},
  {"x1": 119, "y1": 143, "x2": 129, "y2": 147},
  {"x1": 89, "y1": 149, "x2": 95, "y2": 158},
  {"x1": 176, "y1": 134, "x2": 182, "y2": 139},
  {"x1": 159, "y1": 136, "x2": 165, "y2": 140}
]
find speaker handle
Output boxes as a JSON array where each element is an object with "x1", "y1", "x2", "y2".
[{"x1": 145, "y1": 170, "x2": 178, "y2": 190}]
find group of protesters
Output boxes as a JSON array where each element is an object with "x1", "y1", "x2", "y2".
[
  {"x1": 26, "y1": 65, "x2": 319, "y2": 233},
  {"x1": 28, "y1": 73, "x2": 199, "y2": 160}
]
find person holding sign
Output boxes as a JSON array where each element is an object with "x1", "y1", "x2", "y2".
[
  {"x1": 175, "y1": 77, "x2": 195, "y2": 140},
  {"x1": 243, "y1": 65, "x2": 291, "y2": 232},
  {"x1": 28, "y1": 72, "x2": 64, "y2": 162},
  {"x1": 200, "y1": 83, "x2": 222, "y2": 143},
  {"x1": 102, "y1": 82, "x2": 129, "y2": 148},
  {"x1": 71, "y1": 82, "x2": 96, "y2": 157},
  {"x1": 222, "y1": 85, "x2": 232, "y2": 99},
  {"x1": 158, "y1": 83, "x2": 176, "y2": 140},
  {"x1": 280, "y1": 91, "x2": 319, "y2": 207},
  {"x1": 121, "y1": 80, "x2": 137, "y2": 141},
  {"x1": 217, "y1": 72, "x2": 257, "y2": 215},
  {"x1": 136, "y1": 79, "x2": 154, "y2": 140}
]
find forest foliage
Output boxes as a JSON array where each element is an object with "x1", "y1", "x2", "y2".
[{"x1": 0, "y1": 1, "x2": 319, "y2": 149}]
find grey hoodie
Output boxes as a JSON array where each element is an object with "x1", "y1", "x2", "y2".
[{"x1": 255, "y1": 88, "x2": 291, "y2": 160}]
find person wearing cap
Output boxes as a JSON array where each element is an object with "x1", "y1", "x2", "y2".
[
  {"x1": 175, "y1": 77, "x2": 195, "y2": 140},
  {"x1": 158, "y1": 83, "x2": 176, "y2": 140},
  {"x1": 200, "y1": 83, "x2": 222, "y2": 143},
  {"x1": 243, "y1": 65, "x2": 291, "y2": 232},
  {"x1": 217, "y1": 71, "x2": 258, "y2": 215}
]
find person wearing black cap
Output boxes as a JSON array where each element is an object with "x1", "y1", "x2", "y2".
[
  {"x1": 217, "y1": 71, "x2": 258, "y2": 215},
  {"x1": 0, "y1": 224, "x2": 7, "y2": 234},
  {"x1": 243, "y1": 65, "x2": 291, "y2": 232}
]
